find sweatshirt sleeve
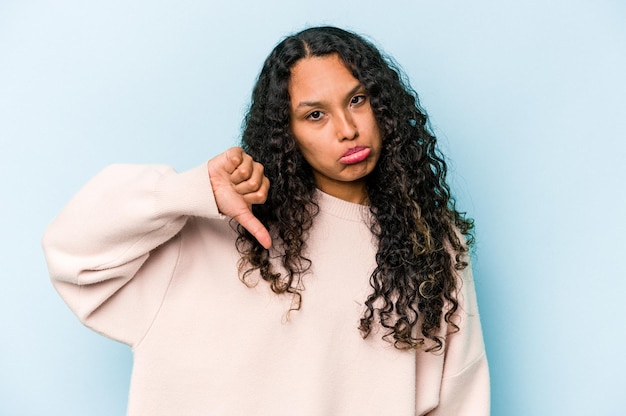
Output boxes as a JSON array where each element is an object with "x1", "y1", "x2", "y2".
[
  {"x1": 42, "y1": 163, "x2": 221, "y2": 346},
  {"x1": 429, "y1": 264, "x2": 491, "y2": 415}
]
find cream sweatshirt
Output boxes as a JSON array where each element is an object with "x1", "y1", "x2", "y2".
[{"x1": 42, "y1": 163, "x2": 490, "y2": 415}]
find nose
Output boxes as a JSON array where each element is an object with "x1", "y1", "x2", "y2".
[{"x1": 335, "y1": 111, "x2": 358, "y2": 141}]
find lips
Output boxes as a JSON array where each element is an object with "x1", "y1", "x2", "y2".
[{"x1": 340, "y1": 146, "x2": 371, "y2": 165}]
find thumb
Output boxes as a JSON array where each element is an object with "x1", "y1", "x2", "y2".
[{"x1": 235, "y1": 210, "x2": 272, "y2": 249}]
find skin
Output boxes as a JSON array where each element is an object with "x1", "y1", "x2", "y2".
[
  {"x1": 207, "y1": 54, "x2": 382, "y2": 249},
  {"x1": 288, "y1": 54, "x2": 382, "y2": 204},
  {"x1": 207, "y1": 148, "x2": 272, "y2": 249}
]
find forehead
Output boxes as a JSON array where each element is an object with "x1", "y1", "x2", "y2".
[{"x1": 288, "y1": 54, "x2": 359, "y2": 104}]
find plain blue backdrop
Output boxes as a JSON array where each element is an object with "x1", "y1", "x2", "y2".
[{"x1": 1, "y1": 1, "x2": 625, "y2": 414}]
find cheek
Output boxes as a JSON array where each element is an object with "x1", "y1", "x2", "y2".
[
  {"x1": 296, "y1": 140, "x2": 335, "y2": 170},
  {"x1": 300, "y1": 142, "x2": 327, "y2": 163},
  {"x1": 370, "y1": 115, "x2": 383, "y2": 144},
  {"x1": 292, "y1": 126, "x2": 325, "y2": 157},
  {"x1": 290, "y1": 127, "x2": 307, "y2": 153},
  {"x1": 359, "y1": 110, "x2": 380, "y2": 135}
]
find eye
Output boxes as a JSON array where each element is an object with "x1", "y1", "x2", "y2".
[
  {"x1": 350, "y1": 95, "x2": 367, "y2": 106},
  {"x1": 307, "y1": 110, "x2": 324, "y2": 121}
]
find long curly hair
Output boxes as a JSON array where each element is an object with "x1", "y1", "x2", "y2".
[{"x1": 237, "y1": 26, "x2": 474, "y2": 351}]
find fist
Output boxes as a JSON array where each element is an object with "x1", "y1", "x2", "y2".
[{"x1": 207, "y1": 147, "x2": 272, "y2": 249}]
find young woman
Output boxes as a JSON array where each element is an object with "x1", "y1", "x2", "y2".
[{"x1": 43, "y1": 26, "x2": 489, "y2": 415}]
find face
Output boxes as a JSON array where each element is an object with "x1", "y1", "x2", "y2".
[{"x1": 288, "y1": 54, "x2": 382, "y2": 204}]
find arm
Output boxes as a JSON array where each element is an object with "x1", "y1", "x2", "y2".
[
  {"x1": 42, "y1": 163, "x2": 220, "y2": 344},
  {"x1": 43, "y1": 147, "x2": 270, "y2": 345}
]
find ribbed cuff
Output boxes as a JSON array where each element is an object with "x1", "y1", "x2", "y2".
[{"x1": 153, "y1": 164, "x2": 223, "y2": 219}]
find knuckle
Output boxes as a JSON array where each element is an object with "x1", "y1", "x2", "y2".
[
  {"x1": 247, "y1": 178, "x2": 259, "y2": 189},
  {"x1": 237, "y1": 166, "x2": 250, "y2": 178}
]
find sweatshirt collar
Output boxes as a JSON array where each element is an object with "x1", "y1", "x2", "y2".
[{"x1": 314, "y1": 189, "x2": 372, "y2": 222}]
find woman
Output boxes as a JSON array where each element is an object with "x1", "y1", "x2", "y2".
[{"x1": 43, "y1": 26, "x2": 489, "y2": 415}]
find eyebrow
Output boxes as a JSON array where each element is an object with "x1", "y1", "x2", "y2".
[{"x1": 294, "y1": 83, "x2": 364, "y2": 110}]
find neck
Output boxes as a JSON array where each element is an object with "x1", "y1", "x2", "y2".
[{"x1": 315, "y1": 181, "x2": 369, "y2": 205}]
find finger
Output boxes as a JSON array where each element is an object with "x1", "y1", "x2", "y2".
[
  {"x1": 235, "y1": 210, "x2": 272, "y2": 249},
  {"x1": 241, "y1": 176, "x2": 270, "y2": 205},
  {"x1": 234, "y1": 161, "x2": 265, "y2": 194},
  {"x1": 221, "y1": 147, "x2": 245, "y2": 175},
  {"x1": 230, "y1": 153, "x2": 255, "y2": 185}
]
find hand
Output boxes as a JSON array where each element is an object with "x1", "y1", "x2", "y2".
[{"x1": 207, "y1": 147, "x2": 272, "y2": 249}]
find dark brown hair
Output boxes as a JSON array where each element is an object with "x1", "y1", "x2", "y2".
[{"x1": 237, "y1": 26, "x2": 473, "y2": 351}]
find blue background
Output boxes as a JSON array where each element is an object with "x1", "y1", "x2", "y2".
[{"x1": 1, "y1": 1, "x2": 625, "y2": 414}]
